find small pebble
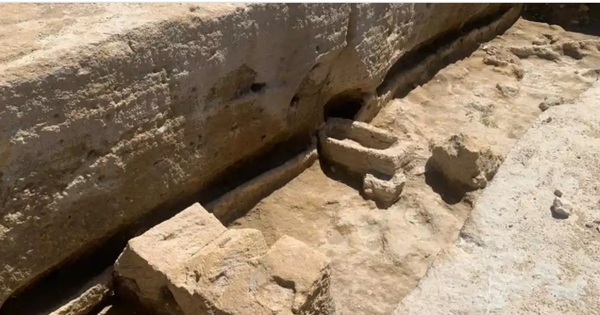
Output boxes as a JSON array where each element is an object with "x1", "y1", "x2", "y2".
[
  {"x1": 554, "y1": 189, "x2": 563, "y2": 197},
  {"x1": 551, "y1": 197, "x2": 572, "y2": 219},
  {"x1": 585, "y1": 222, "x2": 594, "y2": 228}
]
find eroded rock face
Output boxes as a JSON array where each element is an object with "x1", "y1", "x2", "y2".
[
  {"x1": 428, "y1": 134, "x2": 503, "y2": 190},
  {"x1": 0, "y1": 3, "x2": 514, "y2": 306}
]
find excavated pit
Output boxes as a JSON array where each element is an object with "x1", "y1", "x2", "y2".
[
  {"x1": 0, "y1": 4, "x2": 523, "y2": 315},
  {"x1": 4, "y1": 3, "x2": 600, "y2": 315}
]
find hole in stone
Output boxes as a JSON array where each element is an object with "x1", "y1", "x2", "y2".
[
  {"x1": 315, "y1": 45, "x2": 320, "y2": 53},
  {"x1": 290, "y1": 95, "x2": 300, "y2": 108},
  {"x1": 53, "y1": 113, "x2": 60, "y2": 119},
  {"x1": 323, "y1": 89, "x2": 365, "y2": 120},
  {"x1": 250, "y1": 83, "x2": 266, "y2": 93}
]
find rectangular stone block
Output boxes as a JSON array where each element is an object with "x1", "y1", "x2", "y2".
[
  {"x1": 168, "y1": 228, "x2": 270, "y2": 315},
  {"x1": 113, "y1": 203, "x2": 226, "y2": 313},
  {"x1": 318, "y1": 118, "x2": 408, "y2": 176},
  {"x1": 166, "y1": 231, "x2": 333, "y2": 315}
]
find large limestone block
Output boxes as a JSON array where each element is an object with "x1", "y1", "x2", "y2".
[
  {"x1": 170, "y1": 233, "x2": 333, "y2": 315},
  {"x1": 114, "y1": 203, "x2": 226, "y2": 313},
  {"x1": 168, "y1": 228, "x2": 271, "y2": 315},
  {"x1": 0, "y1": 3, "x2": 512, "y2": 306},
  {"x1": 395, "y1": 82, "x2": 600, "y2": 314},
  {"x1": 259, "y1": 235, "x2": 333, "y2": 315}
]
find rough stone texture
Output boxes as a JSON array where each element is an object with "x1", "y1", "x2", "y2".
[
  {"x1": 318, "y1": 118, "x2": 409, "y2": 176},
  {"x1": 170, "y1": 233, "x2": 332, "y2": 315},
  {"x1": 207, "y1": 143, "x2": 318, "y2": 224},
  {"x1": 259, "y1": 235, "x2": 332, "y2": 315},
  {"x1": 539, "y1": 95, "x2": 566, "y2": 111},
  {"x1": 0, "y1": 3, "x2": 512, "y2": 306},
  {"x1": 363, "y1": 172, "x2": 406, "y2": 208},
  {"x1": 168, "y1": 229, "x2": 270, "y2": 315},
  {"x1": 48, "y1": 268, "x2": 112, "y2": 315},
  {"x1": 319, "y1": 117, "x2": 411, "y2": 207},
  {"x1": 395, "y1": 82, "x2": 600, "y2": 314},
  {"x1": 235, "y1": 17, "x2": 600, "y2": 314},
  {"x1": 114, "y1": 203, "x2": 226, "y2": 314},
  {"x1": 428, "y1": 133, "x2": 503, "y2": 190}
]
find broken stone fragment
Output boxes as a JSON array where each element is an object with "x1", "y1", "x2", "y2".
[
  {"x1": 363, "y1": 172, "x2": 406, "y2": 208},
  {"x1": 113, "y1": 203, "x2": 227, "y2": 314},
  {"x1": 428, "y1": 134, "x2": 503, "y2": 190},
  {"x1": 495, "y1": 82, "x2": 519, "y2": 97},
  {"x1": 539, "y1": 95, "x2": 566, "y2": 111},
  {"x1": 318, "y1": 118, "x2": 407, "y2": 176},
  {"x1": 551, "y1": 197, "x2": 572, "y2": 219},
  {"x1": 562, "y1": 41, "x2": 587, "y2": 59}
]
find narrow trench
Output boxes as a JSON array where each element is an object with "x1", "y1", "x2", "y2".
[
  {"x1": 376, "y1": 4, "x2": 515, "y2": 98},
  {"x1": 0, "y1": 5, "x2": 520, "y2": 314},
  {"x1": 0, "y1": 134, "x2": 313, "y2": 315}
]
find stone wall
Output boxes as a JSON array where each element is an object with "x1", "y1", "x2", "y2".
[{"x1": 0, "y1": 3, "x2": 516, "y2": 307}]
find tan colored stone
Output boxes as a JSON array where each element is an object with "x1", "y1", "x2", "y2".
[
  {"x1": 114, "y1": 203, "x2": 226, "y2": 313},
  {"x1": 363, "y1": 172, "x2": 406, "y2": 208},
  {"x1": 0, "y1": 3, "x2": 515, "y2": 306},
  {"x1": 168, "y1": 228, "x2": 270, "y2": 315},
  {"x1": 49, "y1": 268, "x2": 113, "y2": 315},
  {"x1": 208, "y1": 144, "x2": 318, "y2": 224},
  {"x1": 396, "y1": 81, "x2": 600, "y2": 315},
  {"x1": 260, "y1": 235, "x2": 333, "y2": 315},
  {"x1": 318, "y1": 118, "x2": 409, "y2": 176},
  {"x1": 168, "y1": 232, "x2": 333, "y2": 315},
  {"x1": 428, "y1": 133, "x2": 502, "y2": 190}
]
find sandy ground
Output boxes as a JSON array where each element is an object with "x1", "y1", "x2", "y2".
[{"x1": 231, "y1": 18, "x2": 600, "y2": 315}]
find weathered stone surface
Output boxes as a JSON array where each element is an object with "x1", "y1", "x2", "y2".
[
  {"x1": 395, "y1": 82, "x2": 600, "y2": 314},
  {"x1": 49, "y1": 268, "x2": 113, "y2": 315},
  {"x1": 207, "y1": 143, "x2": 318, "y2": 224},
  {"x1": 114, "y1": 203, "x2": 226, "y2": 313},
  {"x1": 539, "y1": 95, "x2": 566, "y2": 111},
  {"x1": 363, "y1": 172, "x2": 406, "y2": 208},
  {"x1": 0, "y1": 3, "x2": 513, "y2": 306},
  {"x1": 319, "y1": 117, "x2": 410, "y2": 207},
  {"x1": 168, "y1": 229, "x2": 270, "y2": 315},
  {"x1": 259, "y1": 235, "x2": 332, "y2": 315},
  {"x1": 428, "y1": 133, "x2": 503, "y2": 190},
  {"x1": 318, "y1": 118, "x2": 409, "y2": 176}
]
